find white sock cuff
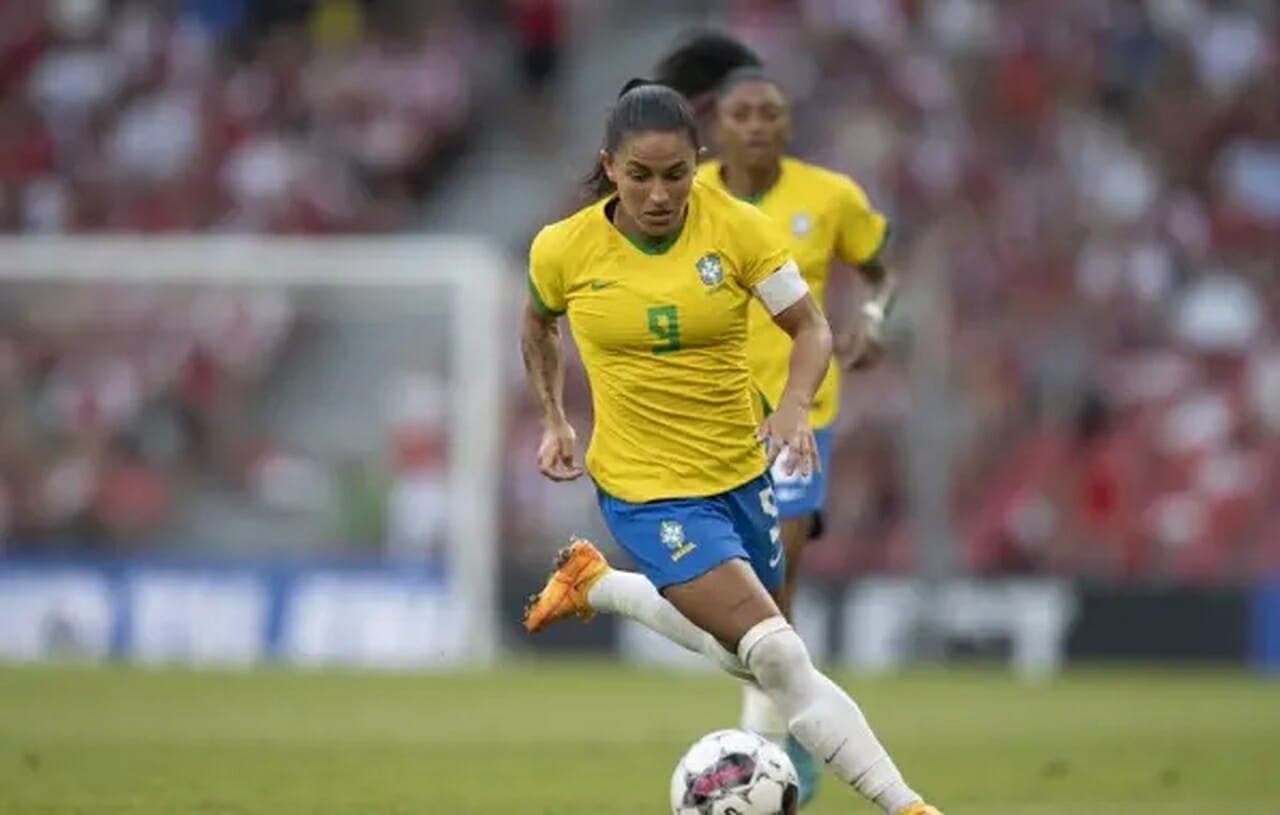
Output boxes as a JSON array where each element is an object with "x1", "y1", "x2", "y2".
[{"x1": 736, "y1": 615, "x2": 792, "y2": 665}]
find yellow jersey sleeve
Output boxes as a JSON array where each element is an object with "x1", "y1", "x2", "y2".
[
  {"x1": 730, "y1": 203, "x2": 794, "y2": 290},
  {"x1": 834, "y1": 176, "x2": 890, "y2": 267},
  {"x1": 528, "y1": 226, "x2": 567, "y2": 317}
]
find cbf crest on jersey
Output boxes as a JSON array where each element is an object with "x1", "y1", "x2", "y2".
[
  {"x1": 695, "y1": 253, "x2": 724, "y2": 288},
  {"x1": 791, "y1": 212, "x2": 813, "y2": 238},
  {"x1": 660, "y1": 519, "x2": 696, "y2": 562}
]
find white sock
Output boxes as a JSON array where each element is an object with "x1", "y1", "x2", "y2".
[
  {"x1": 588, "y1": 570, "x2": 753, "y2": 681},
  {"x1": 741, "y1": 683, "x2": 787, "y2": 745},
  {"x1": 738, "y1": 616, "x2": 922, "y2": 814}
]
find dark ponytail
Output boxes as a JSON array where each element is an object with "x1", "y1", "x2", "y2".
[
  {"x1": 619, "y1": 77, "x2": 655, "y2": 96},
  {"x1": 653, "y1": 30, "x2": 763, "y2": 100},
  {"x1": 584, "y1": 78, "x2": 700, "y2": 200}
]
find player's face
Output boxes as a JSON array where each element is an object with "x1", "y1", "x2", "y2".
[
  {"x1": 603, "y1": 130, "x2": 697, "y2": 235},
  {"x1": 715, "y1": 80, "x2": 789, "y2": 170}
]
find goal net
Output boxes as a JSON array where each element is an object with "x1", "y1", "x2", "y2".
[{"x1": 0, "y1": 236, "x2": 508, "y2": 669}]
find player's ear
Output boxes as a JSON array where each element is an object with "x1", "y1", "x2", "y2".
[{"x1": 600, "y1": 149, "x2": 617, "y2": 183}]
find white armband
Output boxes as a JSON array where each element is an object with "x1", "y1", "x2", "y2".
[{"x1": 753, "y1": 259, "x2": 807, "y2": 316}]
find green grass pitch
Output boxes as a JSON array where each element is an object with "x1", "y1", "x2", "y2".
[{"x1": 0, "y1": 661, "x2": 1276, "y2": 814}]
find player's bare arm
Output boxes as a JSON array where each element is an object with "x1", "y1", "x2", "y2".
[
  {"x1": 520, "y1": 297, "x2": 583, "y2": 481},
  {"x1": 759, "y1": 290, "x2": 832, "y2": 476}
]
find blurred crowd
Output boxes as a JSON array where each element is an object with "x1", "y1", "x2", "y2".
[
  {"x1": 0, "y1": 0, "x2": 500, "y2": 552},
  {"x1": 0, "y1": 0, "x2": 486, "y2": 234}
]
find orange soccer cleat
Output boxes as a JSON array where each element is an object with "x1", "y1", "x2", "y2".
[
  {"x1": 897, "y1": 805, "x2": 945, "y2": 815},
  {"x1": 522, "y1": 537, "x2": 610, "y2": 634}
]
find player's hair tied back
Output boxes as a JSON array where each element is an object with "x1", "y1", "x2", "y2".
[{"x1": 618, "y1": 77, "x2": 656, "y2": 97}]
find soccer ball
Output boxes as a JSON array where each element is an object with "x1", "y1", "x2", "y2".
[{"x1": 670, "y1": 729, "x2": 799, "y2": 815}]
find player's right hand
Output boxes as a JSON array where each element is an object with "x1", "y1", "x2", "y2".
[
  {"x1": 537, "y1": 420, "x2": 584, "y2": 481},
  {"x1": 757, "y1": 399, "x2": 819, "y2": 478}
]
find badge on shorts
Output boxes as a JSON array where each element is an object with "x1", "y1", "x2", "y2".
[
  {"x1": 695, "y1": 254, "x2": 724, "y2": 288},
  {"x1": 660, "y1": 520, "x2": 697, "y2": 562}
]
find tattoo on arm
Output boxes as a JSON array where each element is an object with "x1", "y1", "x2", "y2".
[{"x1": 520, "y1": 309, "x2": 567, "y2": 425}]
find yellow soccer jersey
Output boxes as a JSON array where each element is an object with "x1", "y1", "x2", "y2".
[
  {"x1": 528, "y1": 180, "x2": 795, "y2": 503},
  {"x1": 697, "y1": 157, "x2": 888, "y2": 430}
]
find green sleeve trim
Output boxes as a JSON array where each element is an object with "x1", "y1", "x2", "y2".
[{"x1": 527, "y1": 275, "x2": 565, "y2": 319}]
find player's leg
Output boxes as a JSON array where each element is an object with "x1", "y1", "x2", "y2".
[
  {"x1": 741, "y1": 516, "x2": 819, "y2": 795},
  {"x1": 739, "y1": 478, "x2": 803, "y2": 746},
  {"x1": 741, "y1": 427, "x2": 834, "y2": 804},
  {"x1": 741, "y1": 451, "x2": 823, "y2": 741},
  {"x1": 524, "y1": 477, "x2": 940, "y2": 813},
  {"x1": 775, "y1": 514, "x2": 826, "y2": 804},
  {"x1": 675, "y1": 473, "x2": 937, "y2": 815},
  {"x1": 661, "y1": 561, "x2": 928, "y2": 814},
  {"x1": 589, "y1": 558, "x2": 753, "y2": 680},
  {"x1": 523, "y1": 494, "x2": 753, "y2": 680}
]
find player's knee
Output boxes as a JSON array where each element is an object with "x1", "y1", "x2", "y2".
[
  {"x1": 706, "y1": 634, "x2": 755, "y2": 681},
  {"x1": 737, "y1": 616, "x2": 812, "y2": 688}
]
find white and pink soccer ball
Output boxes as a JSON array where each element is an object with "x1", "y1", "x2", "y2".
[{"x1": 670, "y1": 729, "x2": 799, "y2": 815}]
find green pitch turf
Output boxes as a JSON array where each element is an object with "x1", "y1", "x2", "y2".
[{"x1": 0, "y1": 662, "x2": 1276, "y2": 814}]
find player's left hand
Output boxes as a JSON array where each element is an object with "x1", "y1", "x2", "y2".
[
  {"x1": 836, "y1": 305, "x2": 886, "y2": 371},
  {"x1": 757, "y1": 399, "x2": 819, "y2": 478}
]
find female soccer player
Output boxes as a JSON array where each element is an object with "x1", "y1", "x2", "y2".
[{"x1": 520, "y1": 80, "x2": 940, "y2": 815}]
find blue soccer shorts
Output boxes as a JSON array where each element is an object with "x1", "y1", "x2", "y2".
[{"x1": 596, "y1": 473, "x2": 784, "y2": 592}]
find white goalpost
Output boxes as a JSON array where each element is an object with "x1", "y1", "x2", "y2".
[{"x1": 0, "y1": 236, "x2": 508, "y2": 667}]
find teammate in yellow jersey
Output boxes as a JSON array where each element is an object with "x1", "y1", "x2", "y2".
[
  {"x1": 655, "y1": 33, "x2": 906, "y2": 808},
  {"x1": 521, "y1": 78, "x2": 941, "y2": 815},
  {"x1": 702, "y1": 66, "x2": 892, "y2": 603},
  {"x1": 703, "y1": 65, "x2": 899, "y2": 804}
]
